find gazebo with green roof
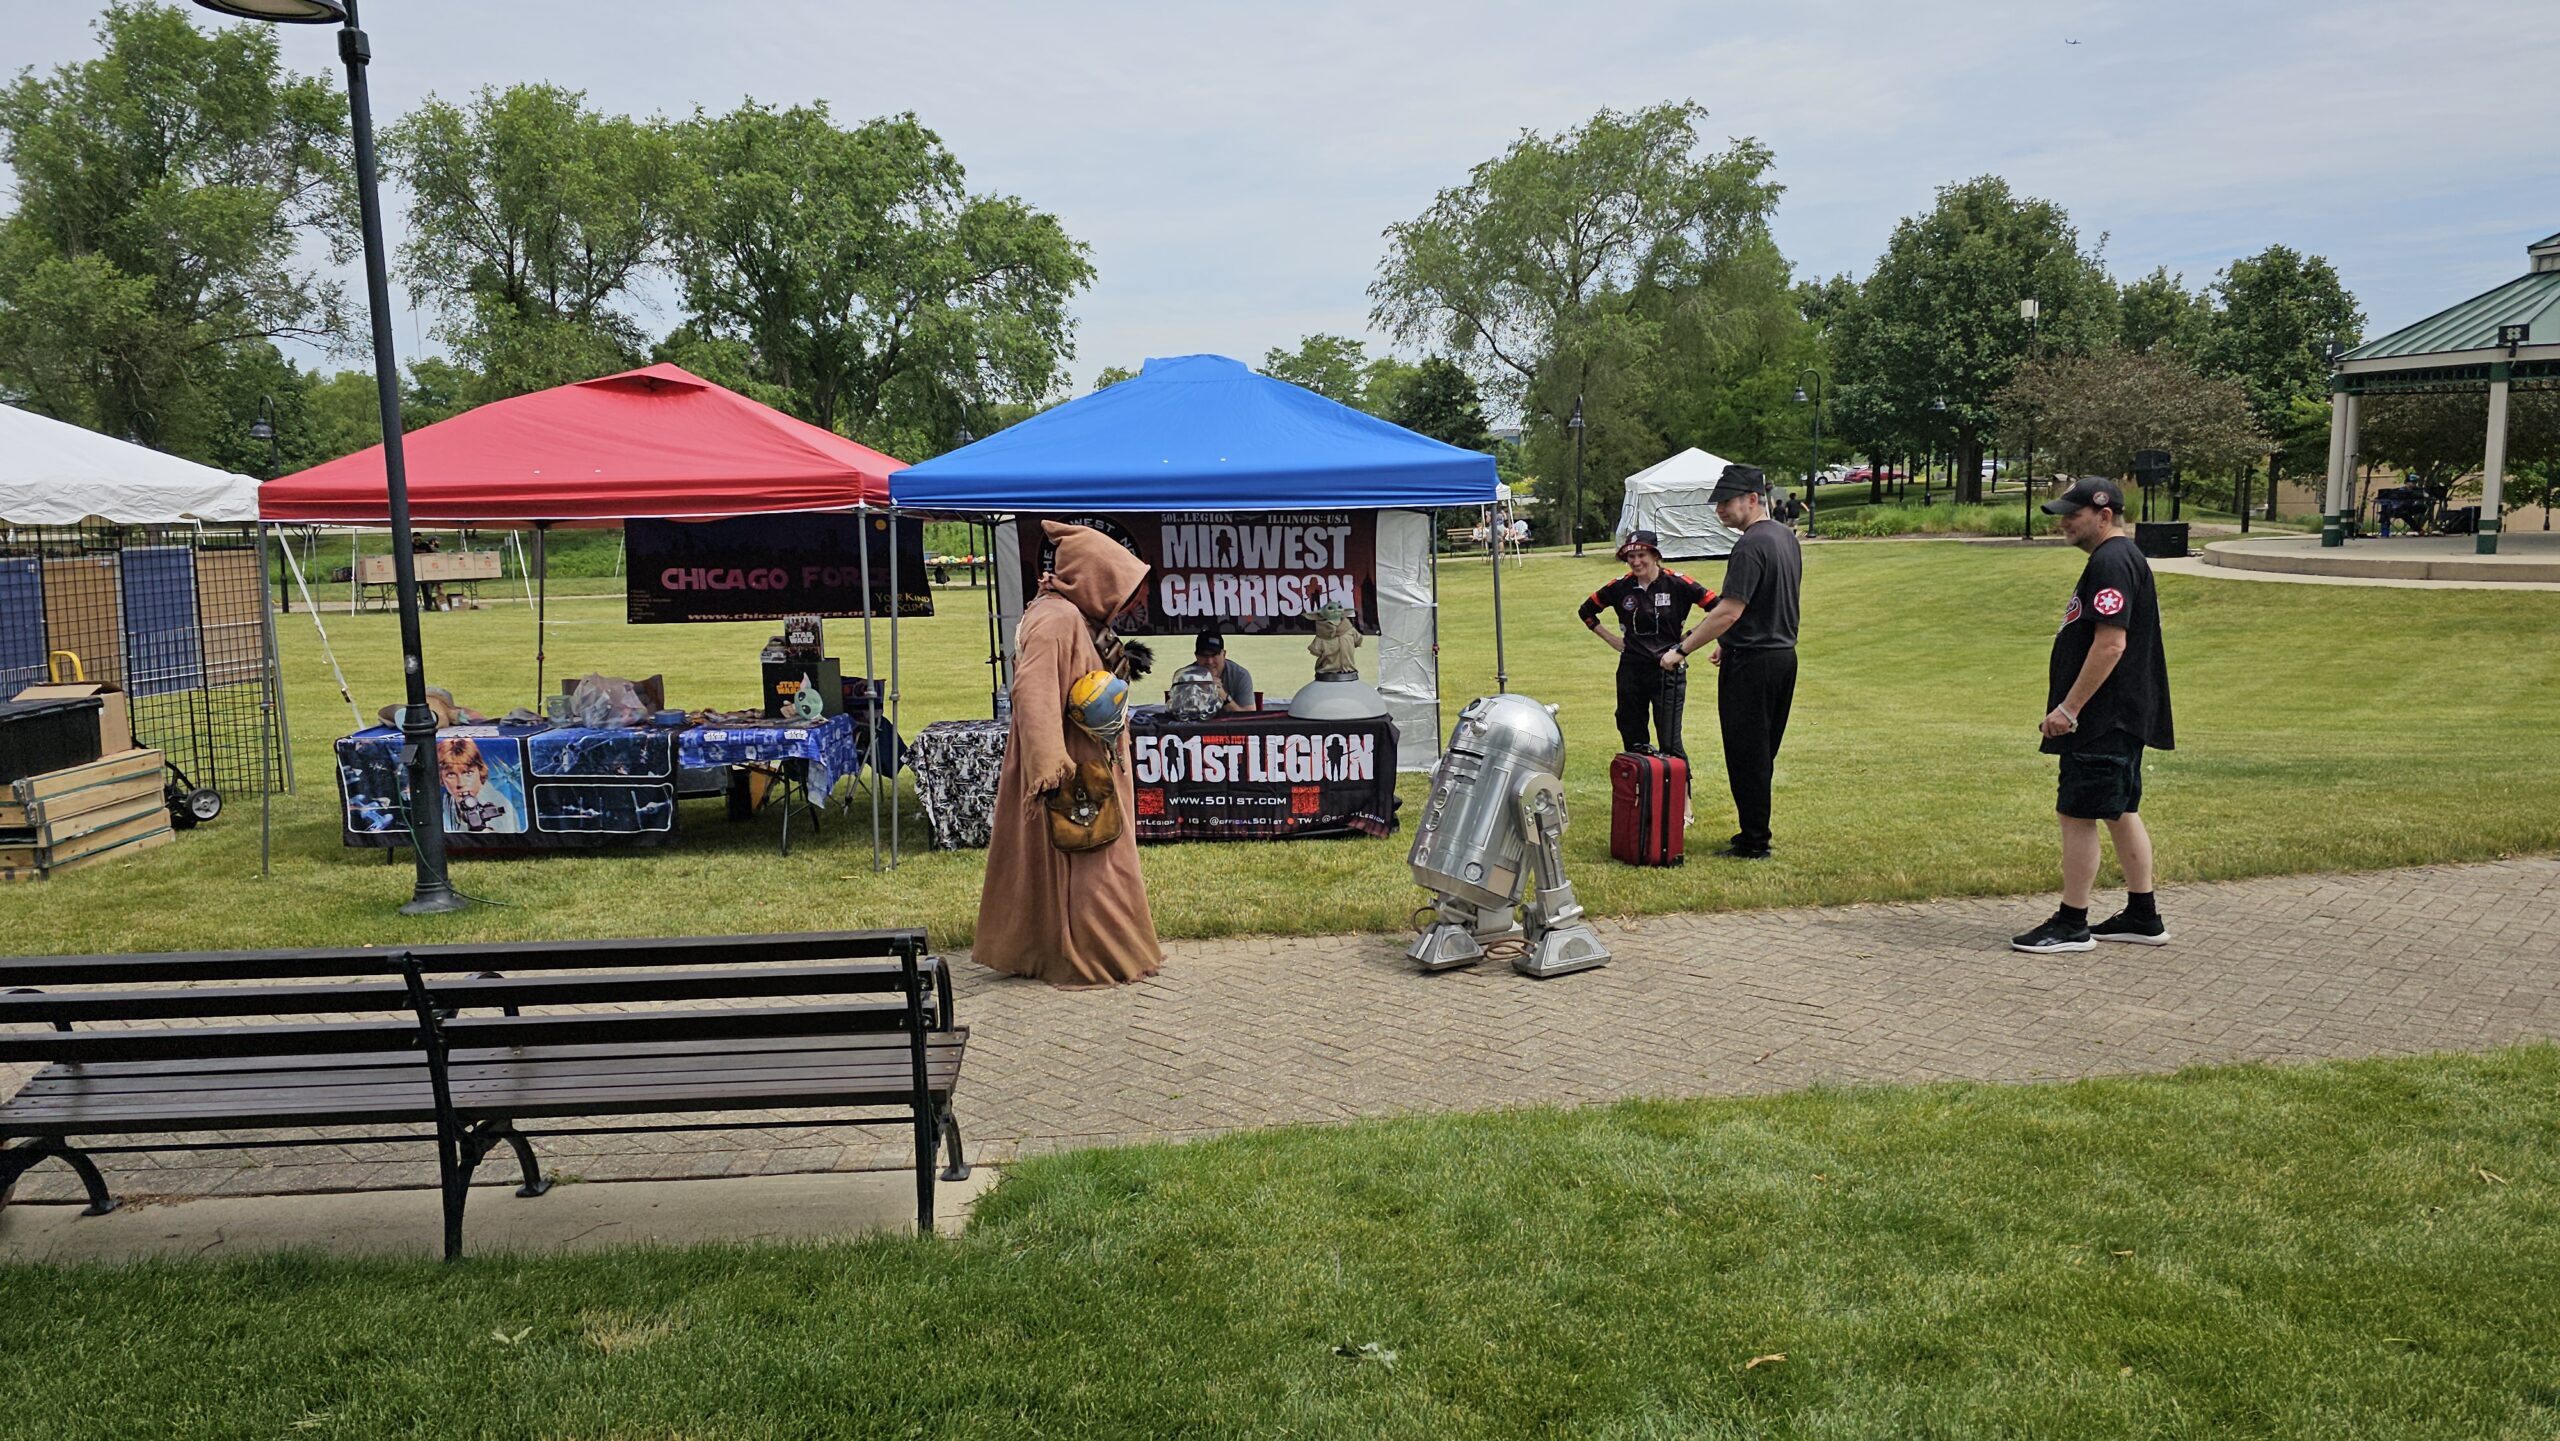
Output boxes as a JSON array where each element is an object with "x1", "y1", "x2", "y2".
[{"x1": 2326, "y1": 231, "x2": 2560, "y2": 552}]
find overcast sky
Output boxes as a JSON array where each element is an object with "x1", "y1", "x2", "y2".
[{"x1": 13, "y1": 1, "x2": 2558, "y2": 400}]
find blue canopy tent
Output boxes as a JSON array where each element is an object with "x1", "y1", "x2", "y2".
[{"x1": 894, "y1": 354, "x2": 1507, "y2": 771}]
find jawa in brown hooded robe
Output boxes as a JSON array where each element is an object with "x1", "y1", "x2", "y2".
[{"x1": 974, "y1": 522, "x2": 1165, "y2": 987}]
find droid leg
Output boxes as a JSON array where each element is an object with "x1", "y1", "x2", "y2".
[
  {"x1": 1513, "y1": 776, "x2": 1610, "y2": 978},
  {"x1": 1407, "y1": 894, "x2": 1520, "y2": 971}
]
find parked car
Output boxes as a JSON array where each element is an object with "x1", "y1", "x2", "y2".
[{"x1": 1840, "y1": 465, "x2": 1906, "y2": 488}]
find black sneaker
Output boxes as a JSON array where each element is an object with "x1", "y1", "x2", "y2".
[
  {"x1": 2090, "y1": 909, "x2": 2170, "y2": 945},
  {"x1": 1712, "y1": 844, "x2": 1771, "y2": 860},
  {"x1": 2010, "y1": 912, "x2": 2095, "y2": 953}
]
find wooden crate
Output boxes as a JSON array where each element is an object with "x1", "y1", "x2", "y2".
[
  {"x1": 0, "y1": 790, "x2": 169, "y2": 868},
  {"x1": 0, "y1": 748, "x2": 163, "y2": 829},
  {"x1": 0, "y1": 823, "x2": 173, "y2": 882}
]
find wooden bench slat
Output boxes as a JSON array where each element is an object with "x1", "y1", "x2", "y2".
[
  {"x1": 0, "y1": 1002, "x2": 927, "y2": 1066},
  {"x1": 0, "y1": 930, "x2": 932, "y2": 985},
  {"x1": 0, "y1": 964, "x2": 937, "y2": 1024},
  {"x1": 457, "y1": 1070, "x2": 963, "y2": 1122},
  {"x1": 0, "y1": 1018, "x2": 426, "y2": 1065},
  {"x1": 12, "y1": 1030, "x2": 959, "y2": 1091},
  {"x1": 12, "y1": 1035, "x2": 968, "y2": 1101},
  {"x1": 2, "y1": 1059, "x2": 964, "y2": 1133}
]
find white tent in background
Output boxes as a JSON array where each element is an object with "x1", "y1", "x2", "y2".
[
  {"x1": 1616, "y1": 447, "x2": 1743, "y2": 560},
  {"x1": 0, "y1": 403, "x2": 259, "y2": 524}
]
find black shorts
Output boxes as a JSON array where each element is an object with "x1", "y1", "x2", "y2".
[{"x1": 2056, "y1": 736, "x2": 2145, "y2": 820}]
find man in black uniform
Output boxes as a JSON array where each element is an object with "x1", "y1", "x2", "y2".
[
  {"x1": 1578, "y1": 528, "x2": 1714, "y2": 765},
  {"x1": 2011, "y1": 478, "x2": 2176, "y2": 953},
  {"x1": 1665, "y1": 465, "x2": 1802, "y2": 859}
]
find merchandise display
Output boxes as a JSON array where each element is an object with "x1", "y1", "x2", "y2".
[{"x1": 333, "y1": 653, "x2": 895, "y2": 856}]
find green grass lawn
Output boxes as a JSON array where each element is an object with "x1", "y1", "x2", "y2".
[
  {"x1": 5, "y1": 1046, "x2": 2555, "y2": 1439},
  {"x1": 12, "y1": 541, "x2": 2559, "y2": 955}
]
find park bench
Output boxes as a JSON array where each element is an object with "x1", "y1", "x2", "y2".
[{"x1": 0, "y1": 929, "x2": 969, "y2": 1259}]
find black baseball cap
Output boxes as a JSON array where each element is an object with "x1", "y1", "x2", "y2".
[
  {"x1": 1707, "y1": 464, "x2": 1768, "y2": 503},
  {"x1": 1615, "y1": 529, "x2": 1662, "y2": 560},
  {"x1": 1195, "y1": 631, "x2": 1226, "y2": 656},
  {"x1": 2042, "y1": 478, "x2": 2126, "y2": 516}
]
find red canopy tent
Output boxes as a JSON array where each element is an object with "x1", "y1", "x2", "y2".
[
  {"x1": 260, "y1": 363, "x2": 902, "y2": 523},
  {"x1": 259, "y1": 362, "x2": 918, "y2": 868}
]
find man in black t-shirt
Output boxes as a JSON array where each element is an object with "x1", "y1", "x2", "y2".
[
  {"x1": 1579, "y1": 529, "x2": 1714, "y2": 767},
  {"x1": 1666, "y1": 464, "x2": 1805, "y2": 859},
  {"x1": 2012, "y1": 478, "x2": 2177, "y2": 953}
]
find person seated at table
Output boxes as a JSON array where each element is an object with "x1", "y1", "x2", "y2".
[{"x1": 1194, "y1": 631, "x2": 1254, "y2": 712}]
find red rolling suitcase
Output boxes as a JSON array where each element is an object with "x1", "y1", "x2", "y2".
[{"x1": 1609, "y1": 751, "x2": 1686, "y2": 866}]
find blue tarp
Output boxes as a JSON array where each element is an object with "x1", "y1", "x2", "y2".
[
  {"x1": 891, "y1": 354, "x2": 1499, "y2": 513},
  {"x1": 120, "y1": 545, "x2": 203, "y2": 698}
]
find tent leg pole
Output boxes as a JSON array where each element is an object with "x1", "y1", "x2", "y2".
[
  {"x1": 1489, "y1": 508, "x2": 1508, "y2": 693},
  {"x1": 983, "y1": 520, "x2": 1003, "y2": 717},
  {"x1": 859, "y1": 502, "x2": 880, "y2": 874},
  {"x1": 533, "y1": 524, "x2": 549, "y2": 712},
  {"x1": 256, "y1": 524, "x2": 277, "y2": 878},
  {"x1": 888, "y1": 508, "x2": 901, "y2": 871},
  {"x1": 1428, "y1": 514, "x2": 1444, "y2": 745},
  {"x1": 262, "y1": 524, "x2": 295, "y2": 794}
]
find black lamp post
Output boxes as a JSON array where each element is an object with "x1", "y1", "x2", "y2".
[
  {"x1": 197, "y1": 0, "x2": 462, "y2": 914},
  {"x1": 2018, "y1": 299, "x2": 2039, "y2": 539},
  {"x1": 1926, "y1": 396, "x2": 1948, "y2": 505},
  {"x1": 1792, "y1": 369, "x2": 1824, "y2": 535},
  {"x1": 249, "y1": 395, "x2": 280, "y2": 478},
  {"x1": 1567, "y1": 394, "x2": 1586, "y2": 556},
  {"x1": 251, "y1": 395, "x2": 287, "y2": 615}
]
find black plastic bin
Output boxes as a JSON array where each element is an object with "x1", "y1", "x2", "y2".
[{"x1": 0, "y1": 697, "x2": 104, "y2": 786}]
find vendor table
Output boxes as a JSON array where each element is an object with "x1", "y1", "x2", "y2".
[
  {"x1": 335, "y1": 714, "x2": 865, "y2": 854},
  {"x1": 908, "y1": 708, "x2": 1397, "y2": 850}
]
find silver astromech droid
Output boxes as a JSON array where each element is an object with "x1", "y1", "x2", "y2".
[{"x1": 1405, "y1": 693, "x2": 1610, "y2": 978}]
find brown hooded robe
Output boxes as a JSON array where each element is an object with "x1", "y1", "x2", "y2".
[{"x1": 973, "y1": 522, "x2": 1164, "y2": 986}]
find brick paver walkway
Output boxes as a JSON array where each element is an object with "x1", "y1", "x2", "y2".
[{"x1": 11, "y1": 859, "x2": 2557, "y2": 1204}]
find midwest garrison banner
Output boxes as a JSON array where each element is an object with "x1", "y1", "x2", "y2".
[{"x1": 1014, "y1": 511, "x2": 1378, "y2": 635}]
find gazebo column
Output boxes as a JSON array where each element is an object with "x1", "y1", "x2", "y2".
[
  {"x1": 2479, "y1": 365, "x2": 2511, "y2": 555},
  {"x1": 2321, "y1": 384, "x2": 2354, "y2": 547}
]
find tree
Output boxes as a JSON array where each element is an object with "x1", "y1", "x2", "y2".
[
  {"x1": 0, "y1": 2, "x2": 352, "y2": 456},
  {"x1": 1384, "y1": 356, "x2": 1490, "y2": 451},
  {"x1": 1090, "y1": 364, "x2": 1137, "y2": 391},
  {"x1": 1259, "y1": 334, "x2": 1369, "y2": 406},
  {"x1": 1995, "y1": 346, "x2": 2270, "y2": 505},
  {"x1": 2118, "y1": 267, "x2": 2210, "y2": 356},
  {"x1": 670, "y1": 102, "x2": 1094, "y2": 453},
  {"x1": 1357, "y1": 354, "x2": 1421, "y2": 419},
  {"x1": 385, "y1": 84, "x2": 682, "y2": 400},
  {"x1": 1831, "y1": 176, "x2": 2115, "y2": 502},
  {"x1": 1370, "y1": 101, "x2": 1785, "y2": 540},
  {"x1": 2197, "y1": 245, "x2": 2363, "y2": 425},
  {"x1": 2196, "y1": 244, "x2": 2362, "y2": 505}
]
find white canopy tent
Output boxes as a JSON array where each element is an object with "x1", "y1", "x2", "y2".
[
  {"x1": 0, "y1": 404, "x2": 287, "y2": 872},
  {"x1": 0, "y1": 404, "x2": 260, "y2": 524},
  {"x1": 1616, "y1": 447, "x2": 1745, "y2": 561}
]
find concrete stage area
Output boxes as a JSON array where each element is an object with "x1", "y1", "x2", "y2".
[{"x1": 2203, "y1": 531, "x2": 2560, "y2": 585}]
